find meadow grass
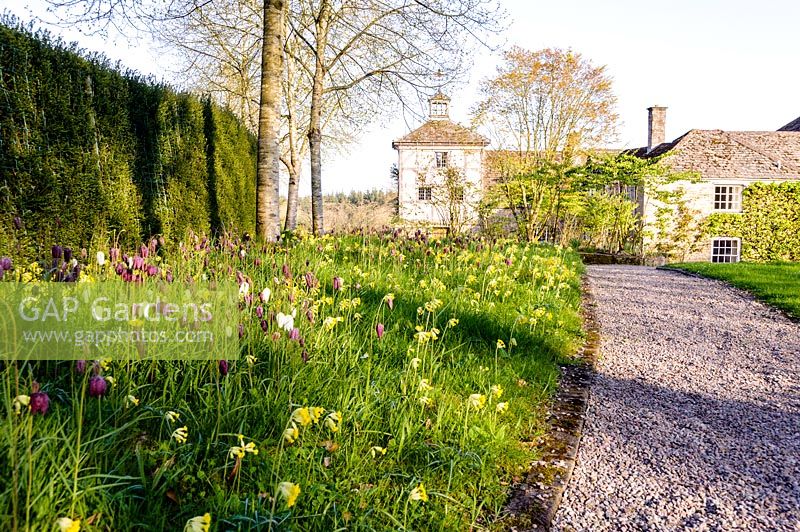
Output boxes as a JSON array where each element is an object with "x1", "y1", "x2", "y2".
[
  {"x1": 667, "y1": 262, "x2": 800, "y2": 318},
  {"x1": 1, "y1": 233, "x2": 584, "y2": 531}
]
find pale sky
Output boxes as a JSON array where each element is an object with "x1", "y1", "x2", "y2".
[{"x1": 5, "y1": 0, "x2": 800, "y2": 195}]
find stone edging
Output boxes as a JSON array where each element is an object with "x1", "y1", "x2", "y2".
[{"x1": 501, "y1": 276, "x2": 601, "y2": 530}]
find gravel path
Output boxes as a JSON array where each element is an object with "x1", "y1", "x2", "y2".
[{"x1": 553, "y1": 265, "x2": 800, "y2": 531}]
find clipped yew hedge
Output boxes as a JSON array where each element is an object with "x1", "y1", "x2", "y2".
[
  {"x1": 0, "y1": 19, "x2": 256, "y2": 260},
  {"x1": 706, "y1": 181, "x2": 800, "y2": 261}
]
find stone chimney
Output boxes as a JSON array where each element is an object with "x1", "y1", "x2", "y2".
[{"x1": 647, "y1": 106, "x2": 667, "y2": 152}]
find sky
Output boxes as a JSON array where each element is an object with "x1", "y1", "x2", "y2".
[{"x1": 4, "y1": 0, "x2": 800, "y2": 195}]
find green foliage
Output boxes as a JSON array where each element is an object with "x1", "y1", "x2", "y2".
[
  {"x1": 705, "y1": 181, "x2": 800, "y2": 262},
  {"x1": 1, "y1": 234, "x2": 584, "y2": 530},
  {"x1": 667, "y1": 261, "x2": 800, "y2": 318},
  {"x1": 0, "y1": 19, "x2": 256, "y2": 259}
]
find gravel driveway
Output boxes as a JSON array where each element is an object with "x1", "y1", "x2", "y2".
[{"x1": 553, "y1": 265, "x2": 800, "y2": 531}]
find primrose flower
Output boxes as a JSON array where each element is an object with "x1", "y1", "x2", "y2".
[
  {"x1": 496, "y1": 402, "x2": 509, "y2": 413},
  {"x1": 410, "y1": 357, "x2": 421, "y2": 370},
  {"x1": 283, "y1": 422, "x2": 299, "y2": 444},
  {"x1": 324, "y1": 411, "x2": 342, "y2": 433},
  {"x1": 126, "y1": 395, "x2": 140, "y2": 407},
  {"x1": 490, "y1": 384, "x2": 504, "y2": 399},
  {"x1": 171, "y1": 426, "x2": 189, "y2": 444},
  {"x1": 496, "y1": 339, "x2": 506, "y2": 349},
  {"x1": 165, "y1": 411, "x2": 180, "y2": 423},
  {"x1": 370, "y1": 446, "x2": 387, "y2": 458},
  {"x1": 468, "y1": 393, "x2": 487, "y2": 409},
  {"x1": 229, "y1": 434, "x2": 258, "y2": 459},
  {"x1": 375, "y1": 323, "x2": 385, "y2": 339},
  {"x1": 57, "y1": 517, "x2": 81, "y2": 532},
  {"x1": 309, "y1": 406, "x2": 324, "y2": 424},
  {"x1": 278, "y1": 481, "x2": 301, "y2": 508},
  {"x1": 409, "y1": 482, "x2": 428, "y2": 503},
  {"x1": 292, "y1": 407, "x2": 312, "y2": 427},
  {"x1": 418, "y1": 379, "x2": 432, "y2": 392},
  {"x1": 12, "y1": 394, "x2": 30, "y2": 415},
  {"x1": 184, "y1": 512, "x2": 211, "y2": 532}
]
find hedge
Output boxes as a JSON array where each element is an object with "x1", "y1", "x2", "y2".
[
  {"x1": 706, "y1": 181, "x2": 800, "y2": 261},
  {"x1": 0, "y1": 19, "x2": 256, "y2": 260}
]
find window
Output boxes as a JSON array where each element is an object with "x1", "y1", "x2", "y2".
[
  {"x1": 435, "y1": 151, "x2": 449, "y2": 169},
  {"x1": 711, "y1": 238, "x2": 740, "y2": 263},
  {"x1": 431, "y1": 101, "x2": 447, "y2": 116},
  {"x1": 418, "y1": 186, "x2": 432, "y2": 201},
  {"x1": 451, "y1": 186, "x2": 465, "y2": 202},
  {"x1": 714, "y1": 185, "x2": 742, "y2": 211}
]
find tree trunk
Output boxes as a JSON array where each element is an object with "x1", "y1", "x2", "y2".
[
  {"x1": 283, "y1": 51, "x2": 301, "y2": 231},
  {"x1": 255, "y1": 0, "x2": 285, "y2": 241},
  {"x1": 308, "y1": 0, "x2": 330, "y2": 236}
]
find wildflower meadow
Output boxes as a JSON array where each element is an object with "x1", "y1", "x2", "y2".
[{"x1": 1, "y1": 231, "x2": 583, "y2": 530}]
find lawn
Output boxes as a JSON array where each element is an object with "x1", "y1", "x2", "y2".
[
  {"x1": 1, "y1": 233, "x2": 584, "y2": 531},
  {"x1": 666, "y1": 262, "x2": 800, "y2": 318}
]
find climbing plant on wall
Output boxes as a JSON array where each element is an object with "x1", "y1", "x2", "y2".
[{"x1": 705, "y1": 181, "x2": 800, "y2": 262}]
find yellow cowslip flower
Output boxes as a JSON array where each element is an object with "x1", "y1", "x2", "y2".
[
  {"x1": 509, "y1": 337, "x2": 518, "y2": 347},
  {"x1": 309, "y1": 406, "x2": 325, "y2": 424},
  {"x1": 496, "y1": 402, "x2": 509, "y2": 413},
  {"x1": 324, "y1": 411, "x2": 342, "y2": 433},
  {"x1": 13, "y1": 394, "x2": 30, "y2": 415},
  {"x1": 323, "y1": 316, "x2": 344, "y2": 331},
  {"x1": 229, "y1": 434, "x2": 258, "y2": 458},
  {"x1": 292, "y1": 407, "x2": 312, "y2": 427},
  {"x1": 165, "y1": 411, "x2": 180, "y2": 423},
  {"x1": 419, "y1": 396, "x2": 432, "y2": 407},
  {"x1": 370, "y1": 446, "x2": 387, "y2": 458},
  {"x1": 283, "y1": 423, "x2": 299, "y2": 444},
  {"x1": 496, "y1": 339, "x2": 506, "y2": 349},
  {"x1": 447, "y1": 318, "x2": 459, "y2": 327},
  {"x1": 351, "y1": 297, "x2": 361, "y2": 307},
  {"x1": 410, "y1": 357, "x2": 421, "y2": 370},
  {"x1": 278, "y1": 481, "x2": 301, "y2": 508},
  {"x1": 172, "y1": 426, "x2": 189, "y2": 444},
  {"x1": 246, "y1": 354, "x2": 257, "y2": 366},
  {"x1": 418, "y1": 379, "x2": 432, "y2": 392},
  {"x1": 490, "y1": 384, "x2": 504, "y2": 399},
  {"x1": 468, "y1": 394, "x2": 486, "y2": 409},
  {"x1": 416, "y1": 307, "x2": 424, "y2": 316},
  {"x1": 105, "y1": 376, "x2": 116, "y2": 388},
  {"x1": 57, "y1": 517, "x2": 81, "y2": 532},
  {"x1": 126, "y1": 395, "x2": 140, "y2": 407},
  {"x1": 184, "y1": 512, "x2": 211, "y2": 532},
  {"x1": 98, "y1": 358, "x2": 112, "y2": 371},
  {"x1": 409, "y1": 482, "x2": 428, "y2": 503},
  {"x1": 353, "y1": 312, "x2": 363, "y2": 321}
]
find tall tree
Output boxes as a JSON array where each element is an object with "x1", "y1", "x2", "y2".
[
  {"x1": 472, "y1": 47, "x2": 618, "y2": 158},
  {"x1": 289, "y1": 0, "x2": 504, "y2": 235}
]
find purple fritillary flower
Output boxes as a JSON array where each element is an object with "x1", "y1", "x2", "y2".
[
  {"x1": 29, "y1": 391, "x2": 50, "y2": 415},
  {"x1": 13, "y1": 216, "x2": 22, "y2": 230},
  {"x1": 288, "y1": 328, "x2": 300, "y2": 341},
  {"x1": 256, "y1": 306, "x2": 264, "y2": 319},
  {"x1": 376, "y1": 323, "x2": 385, "y2": 339},
  {"x1": 219, "y1": 360, "x2": 229, "y2": 377},
  {"x1": 282, "y1": 263, "x2": 292, "y2": 279},
  {"x1": 75, "y1": 360, "x2": 87, "y2": 374},
  {"x1": 88, "y1": 376, "x2": 108, "y2": 397},
  {"x1": 52, "y1": 245, "x2": 63, "y2": 259},
  {"x1": 63, "y1": 247, "x2": 73, "y2": 262},
  {"x1": 0, "y1": 257, "x2": 11, "y2": 271},
  {"x1": 333, "y1": 277, "x2": 343, "y2": 291}
]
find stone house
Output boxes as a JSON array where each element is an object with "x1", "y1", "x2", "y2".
[
  {"x1": 392, "y1": 92, "x2": 489, "y2": 229},
  {"x1": 634, "y1": 107, "x2": 800, "y2": 262}
]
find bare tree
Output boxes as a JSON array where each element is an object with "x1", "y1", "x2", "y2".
[
  {"x1": 472, "y1": 46, "x2": 618, "y2": 158},
  {"x1": 289, "y1": 0, "x2": 504, "y2": 235}
]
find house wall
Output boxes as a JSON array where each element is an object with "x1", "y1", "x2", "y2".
[
  {"x1": 397, "y1": 145, "x2": 484, "y2": 228},
  {"x1": 642, "y1": 177, "x2": 793, "y2": 262}
]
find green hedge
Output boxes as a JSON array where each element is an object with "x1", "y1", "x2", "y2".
[
  {"x1": 0, "y1": 19, "x2": 256, "y2": 259},
  {"x1": 706, "y1": 181, "x2": 800, "y2": 261}
]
